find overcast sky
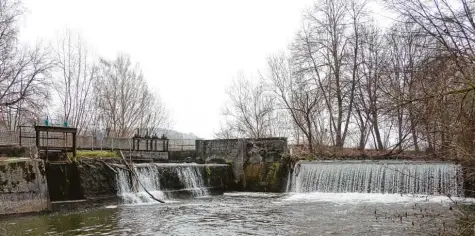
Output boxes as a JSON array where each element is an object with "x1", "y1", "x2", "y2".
[{"x1": 19, "y1": 0, "x2": 391, "y2": 139}]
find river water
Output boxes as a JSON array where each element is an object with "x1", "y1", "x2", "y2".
[{"x1": 0, "y1": 192, "x2": 471, "y2": 236}]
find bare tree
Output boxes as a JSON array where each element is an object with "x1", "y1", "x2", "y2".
[
  {"x1": 95, "y1": 54, "x2": 169, "y2": 137},
  {"x1": 382, "y1": 23, "x2": 429, "y2": 151},
  {"x1": 386, "y1": 0, "x2": 474, "y2": 82},
  {"x1": 267, "y1": 53, "x2": 322, "y2": 152},
  {"x1": 215, "y1": 120, "x2": 240, "y2": 139},
  {"x1": 382, "y1": 0, "x2": 474, "y2": 157},
  {"x1": 221, "y1": 73, "x2": 276, "y2": 139},
  {"x1": 0, "y1": 0, "x2": 54, "y2": 130},
  {"x1": 354, "y1": 24, "x2": 390, "y2": 150},
  {"x1": 138, "y1": 92, "x2": 171, "y2": 136},
  {"x1": 292, "y1": 0, "x2": 366, "y2": 148},
  {"x1": 54, "y1": 30, "x2": 97, "y2": 134}
]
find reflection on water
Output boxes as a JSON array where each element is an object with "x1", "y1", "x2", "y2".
[
  {"x1": 0, "y1": 193, "x2": 471, "y2": 235},
  {"x1": 0, "y1": 208, "x2": 120, "y2": 235}
]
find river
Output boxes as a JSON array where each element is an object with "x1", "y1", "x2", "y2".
[{"x1": 0, "y1": 192, "x2": 471, "y2": 235}]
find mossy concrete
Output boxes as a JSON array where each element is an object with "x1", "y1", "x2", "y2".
[
  {"x1": 0, "y1": 158, "x2": 49, "y2": 215},
  {"x1": 76, "y1": 160, "x2": 119, "y2": 199},
  {"x1": 243, "y1": 162, "x2": 289, "y2": 192},
  {"x1": 195, "y1": 138, "x2": 288, "y2": 190},
  {"x1": 168, "y1": 150, "x2": 197, "y2": 162},
  {"x1": 0, "y1": 146, "x2": 32, "y2": 158}
]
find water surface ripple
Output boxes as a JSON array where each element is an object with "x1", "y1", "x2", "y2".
[{"x1": 0, "y1": 192, "x2": 470, "y2": 235}]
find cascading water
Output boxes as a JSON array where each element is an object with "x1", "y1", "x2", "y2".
[
  {"x1": 285, "y1": 169, "x2": 292, "y2": 192},
  {"x1": 288, "y1": 161, "x2": 463, "y2": 196},
  {"x1": 175, "y1": 165, "x2": 208, "y2": 197},
  {"x1": 114, "y1": 163, "x2": 210, "y2": 204},
  {"x1": 116, "y1": 164, "x2": 166, "y2": 204}
]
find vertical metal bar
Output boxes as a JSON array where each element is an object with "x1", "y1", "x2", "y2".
[
  {"x1": 35, "y1": 129, "x2": 40, "y2": 147},
  {"x1": 73, "y1": 132, "x2": 77, "y2": 157},
  {"x1": 46, "y1": 131, "x2": 49, "y2": 161}
]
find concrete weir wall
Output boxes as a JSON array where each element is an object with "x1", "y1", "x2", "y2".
[
  {"x1": 0, "y1": 158, "x2": 49, "y2": 215},
  {"x1": 196, "y1": 138, "x2": 287, "y2": 163},
  {"x1": 0, "y1": 138, "x2": 287, "y2": 215},
  {"x1": 45, "y1": 160, "x2": 121, "y2": 212},
  {"x1": 112, "y1": 163, "x2": 235, "y2": 199},
  {"x1": 77, "y1": 160, "x2": 119, "y2": 199},
  {"x1": 196, "y1": 138, "x2": 289, "y2": 192},
  {"x1": 45, "y1": 160, "x2": 119, "y2": 202},
  {"x1": 153, "y1": 163, "x2": 233, "y2": 192},
  {"x1": 47, "y1": 160, "x2": 234, "y2": 206}
]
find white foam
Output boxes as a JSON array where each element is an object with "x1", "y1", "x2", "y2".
[
  {"x1": 119, "y1": 190, "x2": 167, "y2": 205},
  {"x1": 115, "y1": 164, "x2": 210, "y2": 205},
  {"x1": 282, "y1": 192, "x2": 474, "y2": 204},
  {"x1": 224, "y1": 192, "x2": 282, "y2": 198},
  {"x1": 174, "y1": 166, "x2": 208, "y2": 197}
]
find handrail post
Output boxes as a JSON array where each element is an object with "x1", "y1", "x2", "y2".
[
  {"x1": 72, "y1": 132, "x2": 77, "y2": 157},
  {"x1": 19, "y1": 127, "x2": 22, "y2": 146}
]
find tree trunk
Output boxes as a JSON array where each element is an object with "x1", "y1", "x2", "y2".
[{"x1": 371, "y1": 110, "x2": 384, "y2": 150}]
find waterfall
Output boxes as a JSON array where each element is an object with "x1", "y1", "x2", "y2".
[
  {"x1": 285, "y1": 169, "x2": 292, "y2": 192},
  {"x1": 175, "y1": 166, "x2": 208, "y2": 197},
  {"x1": 288, "y1": 161, "x2": 463, "y2": 196},
  {"x1": 114, "y1": 163, "x2": 210, "y2": 204},
  {"x1": 115, "y1": 164, "x2": 166, "y2": 204}
]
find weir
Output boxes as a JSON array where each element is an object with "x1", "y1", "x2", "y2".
[
  {"x1": 288, "y1": 161, "x2": 464, "y2": 197},
  {"x1": 113, "y1": 163, "x2": 229, "y2": 204}
]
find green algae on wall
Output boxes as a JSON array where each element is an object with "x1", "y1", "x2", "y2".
[
  {"x1": 243, "y1": 162, "x2": 288, "y2": 192},
  {"x1": 0, "y1": 159, "x2": 41, "y2": 192},
  {"x1": 0, "y1": 158, "x2": 49, "y2": 215}
]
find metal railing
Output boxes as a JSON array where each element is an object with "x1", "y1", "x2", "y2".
[
  {"x1": 0, "y1": 130, "x2": 195, "y2": 152},
  {"x1": 168, "y1": 139, "x2": 196, "y2": 151}
]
